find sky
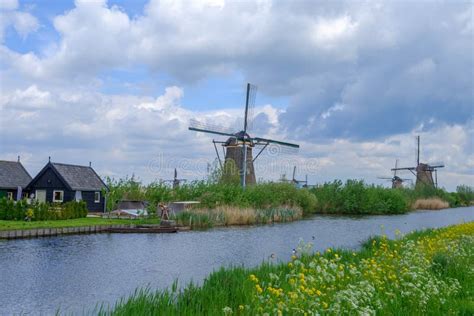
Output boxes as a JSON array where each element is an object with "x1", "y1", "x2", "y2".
[{"x1": 0, "y1": 0, "x2": 473, "y2": 191}]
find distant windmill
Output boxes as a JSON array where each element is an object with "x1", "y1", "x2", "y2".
[
  {"x1": 292, "y1": 166, "x2": 308, "y2": 188},
  {"x1": 391, "y1": 136, "x2": 444, "y2": 188},
  {"x1": 378, "y1": 159, "x2": 411, "y2": 188},
  {"x1": 162, "y1": 168, "x2": 186, "y2": 189},
  {"x1": 189, "y1": 83, "x2": 300, "y2": 188}
]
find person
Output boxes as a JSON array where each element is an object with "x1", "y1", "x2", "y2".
[{"x1": 159, "y1": 202, "x2": 169, "y2": 220}]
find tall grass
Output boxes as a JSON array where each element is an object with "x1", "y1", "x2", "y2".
[
  {"x1": 412, "y1": 197, "x2": 450, "y2": 210},
  {"x1": 173, "y1": 206, "x2": 302, "y2": 228},
  {"x1": 98, "y1": 222, "x2": 474, "y2": 315}
]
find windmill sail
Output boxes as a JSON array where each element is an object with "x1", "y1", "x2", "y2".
[
  {"x1": 189, "y1": 119, "x2": 236, "y2": 137},
  {"x1": 244, "y1": 84, "x2": 257, "y2": 133},
  {"x1": 188, "y1": 82, "x2": 300, "y2": 187}
]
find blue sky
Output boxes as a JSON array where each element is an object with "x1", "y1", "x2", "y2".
[{"x1": 0, "y1": 0, "x2": 472, "y2": 190}]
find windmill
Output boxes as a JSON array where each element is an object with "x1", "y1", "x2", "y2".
[
  {"x1": 292, "y1": 166, "x2": 308, "y2": 188},
  {"x1": 189, "y1": 83, "x2": 300, "y2": 188},
  {"x1": 378, "y1": 159, "x2": 411, "y2": 188},
  {"x1": 161, "y1": 168, "x2": 186, "y2": 189},
  {"x1": 391, "y1": 136, "x2": 444, "y2": 188}
]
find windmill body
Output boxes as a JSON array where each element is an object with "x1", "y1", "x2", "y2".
[
  {"x1": 378, "y1": 159, "x2": 411, "y2": 188},
  {"x1": 291, "y1": 166, "x2": 308, "y2": 188},
  {"x1": 391, "y1": 136, "x2": 444, "y2": 189},
  {"x1": 189, "y1": 83, "x2": 299, "y2": 187},
  {"x1": 162, "y1": 168, "x2": 186, "y2": 189},
  {"x1": 224, "y1": 135, "x2": 256, "y2": 184}
]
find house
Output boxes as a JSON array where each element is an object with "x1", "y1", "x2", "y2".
[
  {"x1": 0, "y1": 158, "x2": 32, "y2": 200},
  {"x1": 26, "y1": 161, "x2": 108, "y2": 212}
]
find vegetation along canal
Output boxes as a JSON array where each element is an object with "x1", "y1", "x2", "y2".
[{"x1": 0, "y1": 206, "x2": 472, "y2": 314}]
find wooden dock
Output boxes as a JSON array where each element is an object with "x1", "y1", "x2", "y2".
[
  {"x1": 0, "y1": 224, "x2": 187, "y2": 239},
  {"x1": 105, "y1": 225, "x2": 178, "y2": 233}
]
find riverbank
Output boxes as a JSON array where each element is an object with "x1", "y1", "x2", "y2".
[{"x1": 100, "y1": 222, "x2": 474, "y2": 315}]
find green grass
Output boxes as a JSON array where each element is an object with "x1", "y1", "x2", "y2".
[
  {"x1": 0, "y1": 217, "x2": 161, "y2": 231},
  {"x1": 97, "y1": 222, "x2": 474, "y2": 315}
]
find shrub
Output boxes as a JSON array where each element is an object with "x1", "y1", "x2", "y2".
[
  {"x1": 455, "y1": 185, "x2": 474, "y2": 206},
  {"x1": 311, "y1": 180, "x2": 410, "y2": 214},
  {"x1": 0, "y1": 198, "x2": 88, "y2": 221}
]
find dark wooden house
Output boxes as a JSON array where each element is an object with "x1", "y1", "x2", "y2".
[
  {"x1": 0, "y1": 159, "x2": 32, "y2": 201},
  {"x1": 26, "y1": 161, "x2": 108, "y2": 212}
]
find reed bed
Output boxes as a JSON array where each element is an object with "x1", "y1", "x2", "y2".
[
  {"x1": 413, "y1": 197, "x2": 450, "y2": 210},
  {"x1": 98, "y1": 222, "x2": 474, "y2": 315},
  {"x1": 172, "y1": 206, "x2": 303, "y2": 229}
]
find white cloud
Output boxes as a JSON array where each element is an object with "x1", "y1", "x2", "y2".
[
  {"x1": 136, "y1": 86, "x2": 183, "y2": 111},
  {"x1": 0, "y1": 1, "x2": 38, "y2": 41},
  {"x1": 11, "y1": 11, "x2": 38, "y2": 38},
  {"x1": 0, "y1": 0, "x2": 472, "y2": 190},
  {"x1": 313, "y1": 15, "x2": 358, "y2": 48},
  {"x1": 1, "y1": 85, "x2": 51, "y2": 109},
  {"x1": 0, "y1": 0, "x2": 18, "y2": 10}
]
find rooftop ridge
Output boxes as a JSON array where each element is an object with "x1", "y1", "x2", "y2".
[{"x1": 51, "y1": 162, "x2": 92, "y2": 169}]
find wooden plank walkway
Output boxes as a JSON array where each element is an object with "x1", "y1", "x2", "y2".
[{"x1": 0, "y1": 224, "x2": 184, "y2": 240}]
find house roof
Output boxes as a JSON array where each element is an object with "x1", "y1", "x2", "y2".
[
  {"x1": 0, "y1": 160, "x2": 32, "y2": 189},
  {"x1": 51, "y1": 162, "x2": 108, "y2": 191}
]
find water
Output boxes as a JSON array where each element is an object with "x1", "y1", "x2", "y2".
[{"x1": 0, "y1": 206, "x2": 472, "y2": 314}]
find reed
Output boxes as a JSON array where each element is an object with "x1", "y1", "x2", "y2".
[
  {"x1": 412, "y1": 197, "x2": 450, "y2": 210},
  {"x1": 172, "y1": 206, "x2": 302, "y2": 228}
]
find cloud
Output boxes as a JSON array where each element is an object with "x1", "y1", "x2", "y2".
[
  {"x1": 0, "y1": 0, "x2": 472, "y2": 190},
  {"x1": 0, "y1": 0, "x2": 18, "y2": 10},
  {"x1": 2, "y1": 0, "x2": 470, "y2": 140},
  {"x1": 0, "y1": 1, "x2": 38, "y2": 41}
]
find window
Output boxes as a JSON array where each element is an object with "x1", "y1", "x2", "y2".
[
  {"x1": 53, "y1": 190, "x2": 64, "y2": 203},
  {"x1": 94, "y1": 191, "x2": 100, "y2": 203},
  {"x1": 7, "y1": 192, "x2": 13, "y2": 200}
]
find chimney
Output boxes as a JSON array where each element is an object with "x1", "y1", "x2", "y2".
[
  {"x1": 17, "y1": 155, "x2": 20, "y2": 162},
  {"x1": 89, "y1": 161, "x2": 92, "y2": 167},
  {"x1": 48, "y1": 156, "x2": 51, "y2": 163}
]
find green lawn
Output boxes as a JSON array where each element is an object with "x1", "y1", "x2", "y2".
[{"x1": 0, "y1": 217, "x2": 161, "y2": 231}]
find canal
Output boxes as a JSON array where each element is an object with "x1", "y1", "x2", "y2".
[{"x1": 0, "y1": 206, "x2": 473, "y2": 314}]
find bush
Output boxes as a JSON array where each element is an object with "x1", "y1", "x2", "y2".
[
  {"x1": 0, "y1": 198, "x2": 88, "y2": 221},
  {"x1": 455, "y1": 185, "x2": 474, "y2": 206},
  {"x1": 310, "y1": 180, "x2": 410, "y2": 214}
]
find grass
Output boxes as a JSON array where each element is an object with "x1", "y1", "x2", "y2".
[
  {"x1": 412, "y1": 197, "x2": 450, "y2": 210},
  {"x1": 172, "y1": 206, "x2": 303, "y2": 229},
  {"x1": 97, "y1": 222, "x2": 474, "y2": 315},
  {"x1": 0, "y1": 217, "x2": 161, "y2": 231}
]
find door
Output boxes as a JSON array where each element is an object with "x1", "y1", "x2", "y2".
[{"x1": 36, "y1": 190, "x2": 46, "y2": 203}]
